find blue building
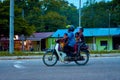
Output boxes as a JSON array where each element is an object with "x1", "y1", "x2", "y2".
[{"x1": 50, "y1": 28, "x2": 120, "y2": 51}]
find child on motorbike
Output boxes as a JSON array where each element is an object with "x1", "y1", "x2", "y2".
[
  {"x1": 60, "y1": 33, "x2": 68, "y2": 49},
  {"x1": 74, "y1": 32, "x2": 80, "y2": 54},
  {"x1": 74, "y1": 28, "x2": 85, "y2": 54}
]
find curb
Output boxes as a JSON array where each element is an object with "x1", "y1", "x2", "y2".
[
  {"x1": 90, "y1": 53, "x2": 120, "y2": 57},
  {"x1": 0, "y1": 54, "x2": 120, "y2": 60},
  {"x1": 0, "y1": 56, "x2": 42, "y2": 60}
]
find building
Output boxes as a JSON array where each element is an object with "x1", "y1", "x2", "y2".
[
  {"x1": 0, "y1": 32, "x2": 54, "y2": 51},
  {"x1": 26, "y1": 32, "x2": 54, "y2": 51},
  {"x1": 0, "y1": 28, "x2": 120, "y2": 51},
  {"x1": 50, "y1": 28, "x2": 120, "y2": 51},
  {"x1": 21, "y1": 32, "x2": 54, "y2": 51}
]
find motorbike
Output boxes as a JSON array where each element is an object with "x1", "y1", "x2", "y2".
[{"x1": 42, "y1": 39, "x2": 90, "y2": 66}]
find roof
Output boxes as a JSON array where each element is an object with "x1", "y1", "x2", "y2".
[
  {"x1": 51, "y1": 28, "x2": 120, "y2": 37},
  {"x1": 51, "y1": 29, "x2": 68, "y2": 37},
  {"x1": 19, "y1": 32, "x2": 54, "y2": 41}
]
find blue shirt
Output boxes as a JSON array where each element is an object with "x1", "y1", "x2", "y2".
[{"x1": 67, "y1": 32, "x2": 76, "y2": 47}]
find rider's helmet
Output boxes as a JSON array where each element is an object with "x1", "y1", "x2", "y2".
[
  {"x1": 68, "y1": 25, "x2": 75, "y2": 32},
  {"x1": 79, "y1": 27, "x2": 84, "y2": 32}
]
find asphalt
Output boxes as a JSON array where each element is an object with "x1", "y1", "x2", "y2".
[{"x1": 0, "y1": 53, "x2": 120, "y2": 60}]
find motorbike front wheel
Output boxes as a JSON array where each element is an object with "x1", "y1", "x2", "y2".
[
  {"x1": 42, "y1": 51, "x2": 58, "y2": 66},
  {"x1": 74, "y1": 51, "x2": 89, "y2": 65}
]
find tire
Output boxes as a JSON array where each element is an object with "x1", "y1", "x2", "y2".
[
  {"x1": 74, "y1": 51, "x2": 89, "y2": 65},
  {"x1": 42, "y1": 51, "x2": 58, "y2": 66}
]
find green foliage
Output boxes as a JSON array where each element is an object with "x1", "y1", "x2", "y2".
[
  {"x1": 0, "y1": 1, "x2": 9, "y2": 36},
  {"x1": 14, "y1": 17, "x2": 35, "y2": 36},
  {"x1": 0, "y1": 0, "x2": 79, "y2": 35},
  {"x1": 81, "y1": 0, "x2": 120, "y2": 28},
  {"x1": 0, "y1": 51, "x2": 43, "y2": 56},
  {"x1": 0, "y1": 50, "x2": 120, "y2": 56},
  {"x1": 15, "y1": 0, "x2": 79, "y2": 32},
  {"x1": 90, "y1": 50, "x2": 120, "y2": 54},
  {"x1": 0, "y1": 0, "x2": 119, "y2": 37},
  {"x1": 41, "y1": 11, "x2": 67, "y2": 32},
  {"x1": 0, "y1": 0, "x2": 36, "y2": 37},
  {"x1": 112, "y1": 0, "x2": 120, "y2": 25}
]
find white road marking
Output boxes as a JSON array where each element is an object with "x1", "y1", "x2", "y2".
[
  {"x1": 13, "y1": 64, "x2": 25, "y2": 69},
  {"x1": 13, "y1": 61, "x2": 26, "y2": 69}
]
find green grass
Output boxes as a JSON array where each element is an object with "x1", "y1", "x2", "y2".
[
  {"x1": 0, "y1": 51, "x2": 44, "y2": 56},
  {"x1": 0, "y1": 50, "x2": 120, "y2": 56},
  {"x1": 90, "y1": 50, "x2": 120, "y2": 54}
]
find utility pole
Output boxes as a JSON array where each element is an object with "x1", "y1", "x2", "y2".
[
  {"x1": 106, "y1": 8, "x2": 111, "y2": 51},
  {"x1": 9, "y1": 0, "x2": 14, "y2": 54},
  {"x1": 108, "y1": 10, "x2": 111, "y2": 51},
  {"x1": 79, "y1": 0, "x2": 81, "y2": 27}
]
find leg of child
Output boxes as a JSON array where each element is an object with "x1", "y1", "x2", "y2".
[{"x1": 74, "y1": 43, "x2": 78, "y2": 54}]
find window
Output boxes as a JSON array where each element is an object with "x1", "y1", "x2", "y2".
[{"x1": 100, "y1": 41, "x2": 107, "y2": 46}]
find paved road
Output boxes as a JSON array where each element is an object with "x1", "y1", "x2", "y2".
[{"x1": 0, "y1": 57, "x2": 120, "y2": 80}]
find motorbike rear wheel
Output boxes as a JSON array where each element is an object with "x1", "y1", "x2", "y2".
[
  {"x1": 42, "y1": 51, "x2": 58, "y2": 66},
  {"x1": 74, "y1": 51, "x2": 89, "y2": 65}
]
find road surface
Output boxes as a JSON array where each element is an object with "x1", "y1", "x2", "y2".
[{"x1": 0, "y1": 57, "x2": 120, "y2": 80}]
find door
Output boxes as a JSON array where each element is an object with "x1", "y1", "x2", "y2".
[
  {"x1": 41, "y1": 39, "x2": 46, "y2": 51},
  {"x1": 113, "y1": 36, "x2": 120, "y2": 50}
]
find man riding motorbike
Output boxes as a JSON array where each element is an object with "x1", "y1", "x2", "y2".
[{"x1": 63, "y1": 25, "x2": 76, "y2": 56}]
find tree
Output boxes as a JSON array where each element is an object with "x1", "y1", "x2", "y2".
[
  {"x1": 14, "y1": 17, "x2": 35, "y2": 36},
  {"x1": 81, "y1": 0, "x2": 120, "y2": 28},
  {"x1": 0, "y1": 1, "x2": 9, "y2": 37},
  {"x1": 0, "y1": 0, "x2": 36, "y2": 38},
  {"x1": 111, "y1": 0, "x2": 120, "y2": 26},
  {"x1": 42, "y1": 11, "x2": 67, "y2": 32},
  {"x1": 59, "y1": 3, "x2": 79, "y2": 27},
  {"x1": 0, "y1": 0, "x2": 80, "y2": 34},
  {"x1": 16, "y1": 0, "x2": 79, "y2": 32}
]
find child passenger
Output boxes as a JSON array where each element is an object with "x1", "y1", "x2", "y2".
[
  {"x1": 74, "y1": 28, "x2": 85, "y2": 54},
  {"x1": 60, "y1": 33, "x2": 68, "y2": 49},
  {"x1": 74, "y1": 32, "x2": 80, "y2": 54}
]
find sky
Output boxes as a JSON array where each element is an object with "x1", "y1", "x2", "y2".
[{"x1": 67, "y1": 0, "x2": 112, "y2": 8}]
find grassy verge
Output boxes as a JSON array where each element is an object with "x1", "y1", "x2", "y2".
[
  {"x1": 0, "y1": 50, "x2": 120, "y2": 56},
  {"x1": 90, "y1": 50, "x2": 120, "y2": 54},
  {"x1": 0, "y1": 51, "x2": 44, "y2": 56}
]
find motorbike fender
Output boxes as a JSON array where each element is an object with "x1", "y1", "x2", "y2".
[{"x1": 55, "y1": 44, "x2": 66, "y2": 62}]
